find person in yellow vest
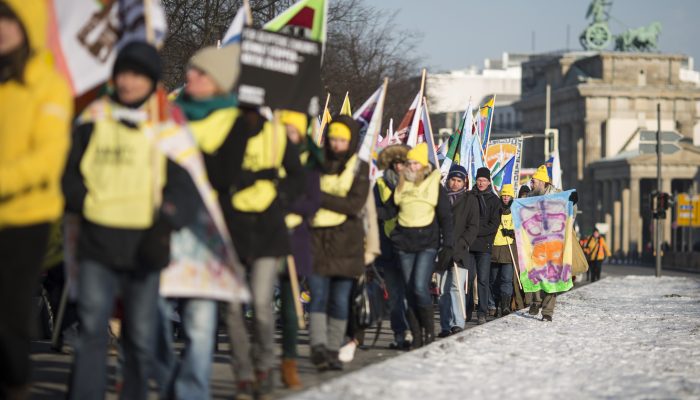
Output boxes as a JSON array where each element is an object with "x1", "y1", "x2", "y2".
[
  {"x1": 374, "y1": 144, "x2": 411, "y2": 349},
  {"x1": 172, "y1": 46, "x2": 305, "y2": 398},
  {"x1": 490, "y1": 184, "x2": 518, "y2": 317},
  {"x1": 278, "y1": 110, "x2": 322, "y2": 389},
  {"x1": 309, "y1": 115, "x2": 370, "y2": 371},
  {"x1": 63, "y1": 42, "x2": 198, "y2": 400},
  {"x1": 0, "y1": 1, "x2": 72, "y2": 396},
  {"x1": 392, "y1": 142, "x2": 453, "y2": 347},
  {"x1": 584, "y1": 228, "x2": 611, "y2": 282}
]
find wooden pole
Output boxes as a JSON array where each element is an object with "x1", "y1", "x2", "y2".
[
  {"x1": 243, "y1": 0, "x2": 253, "y2": 26},
  {"x1": 286, "y1": 256, "x2": 306, "y2": 329},
  {"x1": 500, "y1": 222, "x2": 523, "y2": 290}
]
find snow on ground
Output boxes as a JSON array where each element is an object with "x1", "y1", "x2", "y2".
[{"x1": 292, "y1": 276, "x2": 700, "y2": 400}]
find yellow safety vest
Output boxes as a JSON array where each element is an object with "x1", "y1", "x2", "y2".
[
  {"x1": 312, "y1": 154, "x2": 358, "y2": 228},
  {"x1": 494, "y1": 212, "x2": 514, "y2": 246},
  {"x1": 81, "y1": 118, "x2": 166, "y2": 229},
  {"x1": 376, "y1": 177, "x2": 397, "y2": 237},
  {"x1": 189, "y1": 108, "x2": 238, "y2": 154},
  {"x1": 394, "y1": 168, "x2": 440, "y2": 228},
  {"x1": 232, "y1": 118, "x2": 288, "y2": 213}
]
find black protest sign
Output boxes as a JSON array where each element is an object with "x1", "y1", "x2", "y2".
[{"x1": 237, "y1": 27, "x2": 322, "y2": 115}]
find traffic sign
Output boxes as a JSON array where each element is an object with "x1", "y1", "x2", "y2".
[
  {"x1": 676, "y1": 194, "x2": 693, "y2": 226},
  {"x1": 639, "y1": 142, "x2": 681, "y2": 155},
  {"x1": 640, "y1": 130, "x2": 683, "y2": 143}
]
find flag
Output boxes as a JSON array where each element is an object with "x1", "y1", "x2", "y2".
[
  {"x1": 378, "y1": 118, "x2": 394, "y2": 149},
  {"x1": 456, "y1": 103, "x2": 475, "y2": 170},
  {"x1": 420, "y1": 98, "x2": 440, "y2": 167},
  {"x1": 466, "y1": 133, "x2": 487, "y2": 184},
  {"x1": 263, "y1": 0, "x2": 328, "y2": 43},
  {"x1": 340, "y1": 92, "x2": 352, "y2": 116},
  {"x1": 545, "y1": 151, "x2": 563, "y2": 189},
  {"x1": 315, "y1": 101, "x2": 332, "y2": 145},
  {"x1": 48, "y1": 0, "x2": 167, "y2": 96},
  {"x1": 222, "y1": 4, "x2": 249, "y2": 45},
  {"x1": 355, "y1": 82, "x2": 387, "y2": 162},
  {"x1": 395, "y1": 91, "x2": 422, "y2": 147},
  {"x1": 491, "y1": 156, "x2": 515, "y2": 192},
  {"x1": 512, "y1": 190, "x2": 576, "y2": 294},
  {"x1": 477, "y1": 95, "x2": 495, "y2": 152}
]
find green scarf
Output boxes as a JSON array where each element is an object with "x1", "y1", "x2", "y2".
[{"x1": 175, "y1": 91, "x2": 238, "y2": 121}]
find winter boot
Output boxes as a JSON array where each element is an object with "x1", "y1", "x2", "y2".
[
  {"x1": 255, "y1": 369, "x2": 274, "y2": 400},
  {"x1": 280, "y1": 358, "x2": 302, "y2": 390},
  {"x1": 327, "y1": 350, "x2": 343, "y2": 370},
  {"x1": 542, "y1": 314, "x2": 553, "y2": 322},
  {"x1": 528, "y1": 303, "x2": 541, "y2": 316},
  {"x1": 406, "y1": 309, "x2": 423, "y2": 348},
  {"x1": 417, "y1": 306, "x2": 435, "y2": 345},
  {"x1": 234, "y1": 381, "x2": 255, "y2": 400},
  {"x1": 501, "y1": 298, "x2": 511, "y2": 316},
  {"x1": 477, "y1": 314, "x2": 487, "y2": 325},
  {"x1": 310, "y1": 344, "x2": 329, "y2": 371}
]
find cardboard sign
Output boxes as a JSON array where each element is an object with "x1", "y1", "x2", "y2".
[{"x1": 237, "y1": 27, "x2": 322, "y2": 114}]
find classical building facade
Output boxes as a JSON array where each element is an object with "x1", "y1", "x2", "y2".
[{"x1": 514, "y1": 51, "x2": 700, "y2": 260}]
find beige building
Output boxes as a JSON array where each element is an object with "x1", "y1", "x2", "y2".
[{"x1": 514, "y1": 51, "x2": 700, "y2": 262}]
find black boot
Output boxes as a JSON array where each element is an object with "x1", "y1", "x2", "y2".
[
  {"x1": 406, "y1": 308, "x2": 423, "y2": 348},
  {"x1": 310, "y1": 344, "x2": 329, "y2": 371},
  {"x1": 501, "y1": 297, "x2": 511, "y2": 316},
  {"x1": 417, "y1": 306, "x2": 435, "y2": 346}
]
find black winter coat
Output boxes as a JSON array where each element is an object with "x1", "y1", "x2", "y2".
[
  {"x1": 469, "y1": 185, "x2": 501, "y2": 253},
  {"x1": 451, "y1": 191, "x2": 480, "y2": 266}
]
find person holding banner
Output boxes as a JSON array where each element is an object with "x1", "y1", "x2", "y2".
[
  {"x1": 436, "y1": 165, "x2": 479, "y2": 337},
  {"x1": 63, "y1": 42, "x2": 198, "y2": 400},
  {"x1": 391, "y1": 143, "x2": 453, "y2": 347},
  {"x1": 309, "y1": 116, "x2": 370, "y2": 371},
  {"x1": 469, "y1": 167, "x2": 501, "y2": 325},
  {"x1": 0, "y1": 1, "x2": 72, "y2": 397},
  {"x1": 279, "y1": 110, "x2": 322, "y2": 389},
  {"x1": 490, "y1": 184, "x2": 517, "y2": 317}
]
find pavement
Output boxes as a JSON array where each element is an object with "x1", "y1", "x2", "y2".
[{"x1": 28, "y1": 263, "x2": 700, "y2": 399}]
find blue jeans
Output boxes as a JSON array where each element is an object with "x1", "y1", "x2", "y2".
[
  {"x1": 490, "y1": 263, "x2": 514, "y2": 307},
  {"x1": 377, "y1": 263, "x2": 408, "y2": 340},
  {"x1": 308, "y1": 274, "x2": 354, "y2": 350},
  {"x1": 69, "y1": 260, "x2": 159, "y2": 400},
  {"x1": 397, "y1": 249, "x2": 438, "y2": 309},
  {"x1": 438, "y1": 266, "x2": 468, "y2": 332},
  {"x1": 469, "y1": 251, "x2": 492, "y2": 318},
  {"x1": 158, "y1": 299, "x2": 218, "y2": 399}
]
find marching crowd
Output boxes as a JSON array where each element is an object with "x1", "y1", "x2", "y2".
[{"x1": 0, "y1": 2, "x2": 600, "y2": 400}]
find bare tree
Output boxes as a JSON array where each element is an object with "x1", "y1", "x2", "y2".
[{"x1": 161, "y1": 0, "x2": 424, "y2": 124}]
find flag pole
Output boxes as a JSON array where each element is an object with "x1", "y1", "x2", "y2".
[
  {"x1": 423, "y1": 97, "x2": 440, "y2": 166},
  {"x1": 501, "y1": 221, "x2": 523, "y2": 291},
  {"x1": 243, "y1": 0, "x2": 253, "y2": 25},
  {"x1": 286, "y1": 255, "x2": 306, "y2": 329}
]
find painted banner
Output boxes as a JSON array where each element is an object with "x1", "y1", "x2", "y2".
[
  {"x1": 512, "y1": 190, "x2": 576, "y2": 294},
  {"x1": 486, "y1": 137, "x2": 523, "y2": 192}
]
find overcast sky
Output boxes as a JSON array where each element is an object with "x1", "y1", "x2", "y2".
[{"x1": 377, "y1": 0, "x2": 700, "y2": 72}]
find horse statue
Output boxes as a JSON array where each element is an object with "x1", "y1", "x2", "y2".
[{"x1": 614, "y1": 22, "x2": 662, "y2": 52}]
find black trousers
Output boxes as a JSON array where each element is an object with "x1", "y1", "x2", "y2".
[
  {"x1": 0, "y1": 223, "x2": 50, "y2": 387},
  {"x1": 590, "y1": 260, "x2": 603, "y2": 282}
]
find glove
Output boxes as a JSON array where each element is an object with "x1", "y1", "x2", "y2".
[
  {"x1": 569, "y1": 191, "x2": 578, "y2": 205},
  {"x1": 501, "y1": 228, "x2": 515, "y2": 238},
  {"x1": 435, "y1": 246, "x2": 453, "y2": 273}
]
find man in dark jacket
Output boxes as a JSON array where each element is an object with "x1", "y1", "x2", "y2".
[
  {"x1": 437, "y1": 165, "x2": 479, "y2": 336},
  {"x1": 469, "y1": 167, "x2": 501, "y2": 325}
]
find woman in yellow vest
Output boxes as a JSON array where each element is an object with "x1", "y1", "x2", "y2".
[
  {"x1": 174, "y1": 45, "x2": 306, "y2": 398},
  {"x1": 0, "y1": 1, "x2": 72, "y2": 395},
  {"x1": 391, "y1": 142, "x2": 453, "y2": 347},
  {"x1": 63, "y1": 42, "x2": 198, "y2": 400},
  {"x1": 490, "y1": 184, "x2": 517, "y2": 317},
  {"x1": 309, "y1": 115, "x2": 369, "y2": 371},
  {"x1": 584, "y1": 228, "x2": 611, "y2": 282}
]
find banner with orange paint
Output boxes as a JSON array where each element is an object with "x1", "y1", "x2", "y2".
[{"x1": 512, "y1": 190, "x2": 575, "y2": 294}]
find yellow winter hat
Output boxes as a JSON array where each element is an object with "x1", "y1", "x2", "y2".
[
  {"x1": 532, "y1": 165, "x2": 550, "y2": 183},
  {"x1": 500, "y1": 184, "x2": 515, "y2": 198},
  {"x1": 407, "y1": 142, "x2": 429, "y2": 167},
  {"x1": 328, "y1": 121, "x2": 351, "y2": 141},
  {"x1": 279, "y1": 110, "x2": 308, "y2": 135}
]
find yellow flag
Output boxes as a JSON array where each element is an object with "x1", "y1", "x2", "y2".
[{"x1": 340, "y1": 92, "x2": 352, "y2": 116}]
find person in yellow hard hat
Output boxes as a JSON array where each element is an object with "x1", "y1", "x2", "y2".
[
  {"x1": 391, "y1": 143, "x2": 453, "y2": 347},
  {"x1": 489, "y1": 184, "x2": 517, "y2": 317},
  {"x1": 0, "y1": 1, "x2": 72, "y2": 396}
]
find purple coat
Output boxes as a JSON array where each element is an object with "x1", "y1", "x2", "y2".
[{"x1": 289, "y1": 169, "x2": 321, "y2": 277}]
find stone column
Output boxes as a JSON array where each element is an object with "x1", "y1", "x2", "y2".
[
  {"x1": 604, "y1": 180, "x2": 612, "y2": 241},
  {"x1": 613, "y1": 180, "x2": 622, "y2": 256},
  {"x1": 629, "y1": 178, "x2": 642, "y2": 259},
  {"x1": 622, "y1": 181, "x2": 631, "y2": 257}
]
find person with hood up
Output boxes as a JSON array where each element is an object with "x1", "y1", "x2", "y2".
[
  {"x1": 63, "y1": 41, "x2": 198, "y2": 400},
  {"x1": 525, "y1": 164, "x2": 578, "y2": 321},
  {"x1": 436, "y1": 165, "x2": 479, "y2": 337},
  {"x1": 374, "y1": 144, "x2": 411, "y2": 349},
  {"x1": 0, "y1": 1, "x2": 72, "y2": 397},
  {"x1": 469, "y1": 167, "x2": 501, "y2": 325},
  {"x1": 391, "y1": 143, "x2": 453, "y2": 347},
  {"x1": 309, "y1": 116, "x2": 369, "y2": 371},
  {"x1": 174, "y1": 45, "x2": 305, "y2": 398},
  {"x1": 490, "y1": 184, "x2": 517, "y2": 318}
]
